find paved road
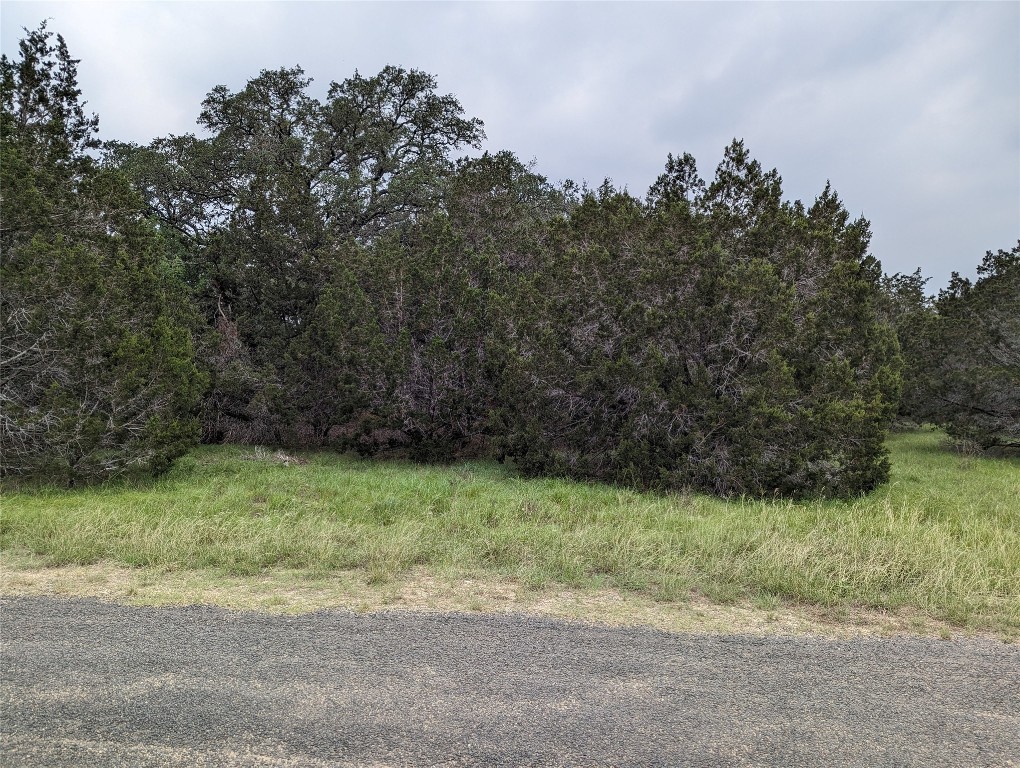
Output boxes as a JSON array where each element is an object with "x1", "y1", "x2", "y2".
[{"x1": 1, "y1": 597, "x2": 1017, "y2": 767}]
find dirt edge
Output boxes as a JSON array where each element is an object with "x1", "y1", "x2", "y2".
[{"x1": 0, "y1": 553, "x2": 1010, "y2": 642}]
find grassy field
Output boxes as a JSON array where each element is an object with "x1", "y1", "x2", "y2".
[{"x1": 2, "y1": 430, "x2": 1018, "y2": 636}]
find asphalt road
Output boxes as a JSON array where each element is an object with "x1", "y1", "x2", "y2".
[{"x1": 1, "y1": 597, "x2": 1017, "y2": 767}]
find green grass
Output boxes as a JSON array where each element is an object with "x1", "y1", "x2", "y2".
[{"x1": 2, "y1": 430, "x2": 1018, "y2": 633}]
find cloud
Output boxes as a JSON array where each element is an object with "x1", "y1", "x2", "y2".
[{"x1": 3, "y1": 0, "x2": 1016, "y2": 288}]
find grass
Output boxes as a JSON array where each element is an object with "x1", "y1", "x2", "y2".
[{"x1": 1, "y1": 430, "x2": 1018, "y2": 636}]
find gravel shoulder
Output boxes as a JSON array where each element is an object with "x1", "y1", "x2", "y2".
[{"x1": 2, "y1": 596, "x2": 1018, "y2": 767}]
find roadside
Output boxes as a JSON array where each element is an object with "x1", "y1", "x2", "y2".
[
  {"x1": 4, "y1": 432, "x2": 1018, "y2": 640},
  {"x1": 1, "y1": 552, "x2": 1001, "y2": 642}
]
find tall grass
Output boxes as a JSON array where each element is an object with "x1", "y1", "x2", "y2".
[{"x1": 2, "y1": 430, "x2": 1018, "y2": 631}]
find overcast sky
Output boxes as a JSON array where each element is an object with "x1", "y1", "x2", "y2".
[{"x1": 3, "y1": 1, "x2": 1017, "y2": 290}]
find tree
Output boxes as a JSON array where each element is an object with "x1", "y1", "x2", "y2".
[
  {"x1": 878, "y1": 268, "x2": 934, "y2": 422},
  {"x1": 494, "y1": 143, "x2": 901, "y2": 497},
  {"x1": 444, "y1": 150, "x2": 567, "y2": 273},
  {"x1": 920, "y1": 244, "x2": 1020, "y2": 452},
  {"x1": 109, "y1": 64, "x2": 485, "y2": 445},
  {"x1": 345, "y1": 217, "x2": 490, "y2": 461},
  {"x1": 1, "y1": 23, "x2": 204, "y2": 484},
  {"x1": 780, "y1": 183, "x2": 901, "y2": 493},
  {"x1": 284, "y1": 260, "x2": 391, "y2": 448}
]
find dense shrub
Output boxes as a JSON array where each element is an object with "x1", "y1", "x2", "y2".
[{"x1": 492, "y1": 145, "x2": 900, "y2": 497}]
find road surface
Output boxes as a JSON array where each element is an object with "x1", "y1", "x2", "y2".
[{"x1": 1, "y1": 597, "x2": 1017, "y2": 767}]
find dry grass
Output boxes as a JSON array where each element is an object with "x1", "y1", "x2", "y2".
[{"x1": 0, "y1": 551, "x2": 992, "y2": 641}]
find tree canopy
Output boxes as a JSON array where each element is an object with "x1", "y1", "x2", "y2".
[{"x1": 7, "y1": 22, "x2": 1013, "y2": 494}]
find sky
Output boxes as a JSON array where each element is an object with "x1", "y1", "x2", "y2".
[{"x1": 2, "y1": 1, "x2": 1018, "y2": 290}]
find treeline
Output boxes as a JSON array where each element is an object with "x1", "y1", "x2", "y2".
[
  {"x1": 880, "y1": 246, "x2": 1019, "y2": 454},
  {"x1": 2, "y1": 24, "x2": 1016, "y2": 494}
]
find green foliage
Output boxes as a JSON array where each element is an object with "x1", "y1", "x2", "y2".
[
  {"x1": 286, "y1": 261, "x2": 391, "y2": 447},
  {"x1": 111, "y1": 64, "x2": 485, "y2": 444},
  {"x1": 1, "y1": 23, "x2": 204, "y2": 485},
  {"x1": 445, "y1": 150, "x2": 568, "y2": 273},
  {"x1": 878, "y1": 268, "x2": 932, "y2": 421},
  {"x1": 364, "y1": 154, "x2": 569, "y2": 461},
  {"x1": 4, "y1": 432, "x2": 1018, "y2": 634},
  {"x1": 350, "y1": 218, "x2": 490, "y2": 461},
  {"x1": 69, "y1": 19, "x2": 903, "y2": 497},
  {"x1": 920, "y1": 244, "x2": 1019, "y2": 451},
  {"x1": 495, "y1": 144, "x2": 900, "y2": 497},
  {"x1": 880, "y1": 244, "x2": 1019, "y2": 454}
]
